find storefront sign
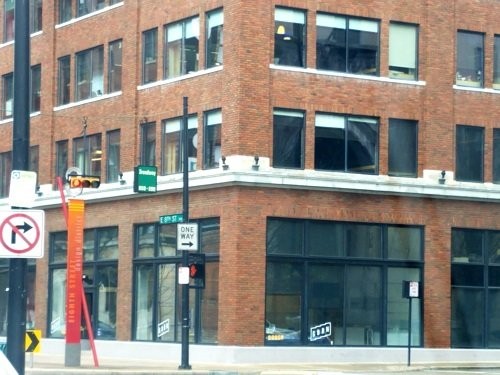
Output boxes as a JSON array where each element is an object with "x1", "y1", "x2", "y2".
[{"x1": 66, "y1": 199, "x2": 84, "y2": 344}]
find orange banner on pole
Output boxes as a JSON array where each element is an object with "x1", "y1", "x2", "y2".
[{"x1": 66, "y1": 199, "x2": 85, "y2": 344}]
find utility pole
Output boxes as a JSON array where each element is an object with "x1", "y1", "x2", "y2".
[
  {"x1": 7, "y1": 0, "x2": 30, "y2": 374},
  {"x1": 179, "y1": 96, "x2": 191, "y2": 370}
]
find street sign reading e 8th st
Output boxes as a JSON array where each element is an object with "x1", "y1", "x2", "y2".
[{"x1": 177, "y1": 223, "x2": 198, "y2": 251}]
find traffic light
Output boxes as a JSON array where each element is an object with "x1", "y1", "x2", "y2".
[
  {"x1": 68, "y1": 175, "x2": 101, "y2": 188},
  {"x1": 188, "y1": 253, "x2": 205, "y2": 289}
]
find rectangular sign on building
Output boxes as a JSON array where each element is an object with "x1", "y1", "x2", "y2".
[{"x1": 133, "y1": 165, "x2": 157, "y2": 193}]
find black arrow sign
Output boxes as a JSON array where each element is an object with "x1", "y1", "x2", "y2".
[
  {"x1": 11, "y1": 221, "x2": 33, "y2": 244},
  {"x1": 25, "y1": 330, "x2": 39, "y2": 352},
  {"x1": 182, "y1": 241, "x2": 194, "y2": 247}
]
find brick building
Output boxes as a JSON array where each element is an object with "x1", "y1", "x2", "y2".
[{"x1": 0, "y1": 0, "x2": 500, "y2": 356}]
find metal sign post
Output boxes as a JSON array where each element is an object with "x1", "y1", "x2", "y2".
[
  {"x1": 179, "y1": 96, "x2": 191, "y2": 370},
  {"x1": 7, "y1": 1, "x2": 30, "y2": 373},
  {"x1": 402, "y1": 280, "x2": 420, "y2": 367}
]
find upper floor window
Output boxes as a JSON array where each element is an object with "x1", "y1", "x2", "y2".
[
  {"x1": 31, "y1": 64, "x2": 41, "y2": 113},
  {"x1": 4, "y1": 0, "x2": 14, "y2": 42},
  {"x1": 73, "y1": 133, "x2": 102, "y2": 176},
  {"x1": 315, "y1": 113, "x2": 378, "y2": 174},
  {"x1": 31, "y1": 0, "x2": 42, "y2": 33},
  {"x1": 3, "y1": 0, "x2": 42, "y2": 42},
  {"x1": 165, "y1": 17, "x2": 200, "y2": 79},
  {"x1": 388, "y1": 119, "x2": 418, "y2": 177},
  {"x1": 161, "y1": 115, "x2": 197, "y2": 175},
  {"x1": 59, "y1": 0, "x2": 121, "y2": 22},
  {"x1": 316, "y1": 13, "x2": 379, "y2": 75},
  {"x1": 2, "y1": 73, "x2": 13, "y2": 120},
  {"x1": 274, "y1": 7, "x2": 306, "y2": 67},
  {"x1": 141, "y1": 122, "x2": 156, "y2": 166},
  {"x1": 455, "y1": 125, "x2": 484, "y2": 182},
  {"x1": 494, "y1": 35, "x2": 500, "y2": 90},
  {"x1": 389, "y1": 22, "x2": 418, "y2": 80},
  {"x1": 494, "y1": 129, "x2": 500, "y2": 184},
  {"x1": 273, "y1": 109, "x2": 304, "y2": 169},
  {"x1": 55, "y1": 140, "x2": 68, "y2": 184},
  {"x1": 203, "y1": 109, "x2": 221, "y2": 169},
  {"x1": 456, "y1": 31, "x2": 484, "y2": 88},
  {"x1": 106, "y1": 129, "x2": 120, "y2": 183},
  {"x1": 0, "y1": 151, "x2": 12, "y2": 198},
  {"x1": 59, "y1": 0, "x2": 72, "y2": 23},
  {"x1": 206, "y1": 9, "x2": 223, "y2": 68},
  {"x1": 57, "y1": 56, "x2": 70, "y2": 105},
  {"x1": 142, "y1": 28, "x2": 158, "y2": 84},
  {"x1": 76, "y1": 46, "x2": 104, "y2": 101},
  {"x1": 108, "y1": 39, "x2": 122, "y2": 92}
]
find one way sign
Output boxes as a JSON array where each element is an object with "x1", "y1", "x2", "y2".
[{"x1": 177, "y1": 223, "x2": 198, "y2": 251}]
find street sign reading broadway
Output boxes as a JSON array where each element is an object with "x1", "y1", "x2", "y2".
[
  {"x1": 0, "y1": 210, "x2": 45, "y2": 258},
  {"x1": 133, "y1": 165, "x2": 157, "y2": 193}
]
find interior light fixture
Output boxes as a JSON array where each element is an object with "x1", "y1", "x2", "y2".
[{"x1": 276, "y1": 25, "x2": 286, "y2": 35}]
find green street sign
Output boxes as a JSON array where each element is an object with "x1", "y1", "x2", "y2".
[
  {"x1": 133, "y1": 165, "x2": 157, "y2": 193},
  {"x1": 160, "y1": 213, "x2": 184, "y2": 224}
]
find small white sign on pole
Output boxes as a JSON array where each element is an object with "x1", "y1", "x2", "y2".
[
  {"x1": 9, "y1": 170, "x2": 37, "y2": 208},
  {"x1": 178, "y1": 266, "x2": 190, "y2": 285}
]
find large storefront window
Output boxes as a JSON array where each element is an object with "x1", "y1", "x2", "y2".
[
  {"x1": 266, "y1": 218, "x2": 423, "y2": 346},
  {"x1": 451, "y1": 228, "x2": 500, "y2": 348},
  {"x1": 0, "y1": 261, "x2": 36, "y2": 335},
  {"x1": 48, "y1": 227, "x2": 118, "y2": 340},
  {"x1": 133, "y1": 218, "x2": 219, "y2": 343}
]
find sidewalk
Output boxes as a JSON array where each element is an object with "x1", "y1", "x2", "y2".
[{"x1": 22, "y1": 352, "x2": 425, "y2": 375}]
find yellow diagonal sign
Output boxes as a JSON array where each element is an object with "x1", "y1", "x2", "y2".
[{"x1": 25, "y1": 329, "x2": 41, "y2": 353}]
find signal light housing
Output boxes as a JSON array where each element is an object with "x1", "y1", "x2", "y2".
[
  {"x1": 188, "y1": 253, "x2": 206, "y2": 289},
  {"x1": 68, "y1": 175, "x2": 101, "y2": 188}
]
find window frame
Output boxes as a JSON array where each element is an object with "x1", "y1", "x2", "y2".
[
  {"x1": 203, "y1": 109, "x2": 221, "y2": 169},
  {"x1": 265, "y1": 218, "x2": 424, "y2": 347},
  {"x1": 132, "y1": 218, "x2": 220, "y2": 343},
  {"x1": 316, "y1": 13, "x2": 380, "y2": 76},
  {"x1": 75, "y1": 45, "x2": 105, "y2": 101},
  {"x1": 388, "y1": 22, "x2": 418, "y2": 80},
  {"x1": 273, "y1": 109, "x2": 305, "y2": 169},
  {"x1": 141, "y1": 121, "x2": 156, "y2": 166},
  {"x1": 455, "y1": 125, "x2": 484, "y2": 182},
  {"x1": 73, "y1": 133, "x2": 102, "y2": 176},
  {"x1": 161, "y1": 115, "x2": 198, "y2": 175},
  {"x1": 314, "y1": 113, "x2": 379, "y2": 174},
  {"x1": 57, "y1": 55, "x2": 71, "y2": 105},
  {"x1": 108, "y1": 39, "x2": 122, "y2": 93},
  {"x1": 164, "y1": 16, "x2": 200, "y2": 79},
  {"x1": 142, "y1": 28, "x2": 158, "y2": 84},
  {"x1": 388, "y1": 118, "x2": 418, "y2": 177},
  {"x1": 2, "y1": 73, "x2": 13, "y2": 120},
  {"x1": 274, "y1": 6, "x2": 306, "y2": 68},
  {"x1": 30, "y1": 64, "x2": 41, "y2": 113},
  {"x1": 106, "y1": 129, "x2": 120, "y2": 183},
  {"x1": 205, "y1": 8, "x2": 224, "y2": 69},
  {"x1": 456, "y1": 30, "x2": 484, "y2": 88}
]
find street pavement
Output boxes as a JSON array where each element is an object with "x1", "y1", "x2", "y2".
[{"x1": 19, "y1": 352, "x2": 500, "y2": 375}]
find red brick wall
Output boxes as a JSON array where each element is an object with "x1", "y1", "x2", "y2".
[{"x1": 0, "y1": 0, "x2": 499, "y2": 348}]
